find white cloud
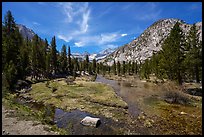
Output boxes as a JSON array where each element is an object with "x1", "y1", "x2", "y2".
[
  {"x1": 58, "y1": 34, "x2": 72, "y2": 42},
  {"x1": 59, "y1": 2, "x2": 74, "y2": 23},
  {"x1": 57, "y1": 2, "x2": 91, "y2": 42},
  {"x1": 74, "y1": 42, "x2": 84, "y2": 47},
  {"x1": 59, "y1": 2, "x2": 90, "y2": 32},
  {"x1": 33, "y1": 21, "x2": 40, "y2": 25},
  {"x1": 99, "y1": 32, "x2": 120, "y2": 44},
  {"x1": 121, "y1": 33, "x2": 127, "y2": 37},
  {"x1": 80, "y1": 6, "x2": 90, "y2": 33}
]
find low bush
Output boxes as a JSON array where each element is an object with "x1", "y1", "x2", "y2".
[
  {"x1": 163, "y1": 90, "x2": 191, "y2": 105},
  {"x1": 163, "y1": 83, "x2": 191, "y2": 105}
]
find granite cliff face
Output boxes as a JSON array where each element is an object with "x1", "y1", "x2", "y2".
[
  {"x1": 100, "y1": 18, "x2": 202, "y2": 65},
  {"x1": 16, "y1": 24, "x2": 35, "y2": 40}
]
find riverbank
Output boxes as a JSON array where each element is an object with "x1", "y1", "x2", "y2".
[
  {"x1": 102, "y1": 74, "x2": 202, "y2": 135},
  {"x1": 2, "y1": 74, "x2": 202, "y2": 135},
  {"x1": 2, "y1": 105, "x2": 58, "y2": 135}
]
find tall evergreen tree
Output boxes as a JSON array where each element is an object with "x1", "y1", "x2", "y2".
[
  {"x1": 113, "y1": 60, "x2": 116, "y2": 75},
  {"x1": 92, "y1": 58, "x2": 97, "y2": 73},
  {"x1": 128, "y1": 61, "x2": 131, "y2": 75},
  {"x1": 73, "y1": 57, "x2": 79, "y2": 77},
  {"x1": 60, "y1": 45, "x2": 67, "y2": 74},
  {"x1": 122, "y1": 61, "x2": 126, "y2": 75},
  {"x1": 117, "y1": 61, "x2": 121, "y2": 75},
  {"x1": 46, "y1": 52, "x2": 51, "y2": 78},
  {"x1": 184, "y1": 24, "x2": 202, "y2": 82},
  {"x1": 50, "y1": 36, "x2": 57, "y2": 75},
  {"x1": 85, "y1": 54, "x2": 89, "y2": 72},
  {"x1": 2, "y1": 10, "x2": 22, "y2": 75},
  {"x1": 67, "y1": 46, "x2": 73, "y2": 74},
  {"x1": 18, "y1": 37, "x2": 30, "y2": 79},
  {"x1": 160, "y1": 22, "x2": 186, "y2": 85}
]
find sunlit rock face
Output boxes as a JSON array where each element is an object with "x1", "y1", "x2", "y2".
[
  {"x1": 16, "y1": 24, "x2": 36, "y2": 40},
  {"x1": 100, "y1": 18, "x2": 202, "y2": 66}
]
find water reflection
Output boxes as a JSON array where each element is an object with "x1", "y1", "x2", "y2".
[
  {"x1": 95, "y1": 75, "x2": 142, "y2": 117},
  {"x1": 54, "y1": 109, "x2": 125, "y2": 135}
]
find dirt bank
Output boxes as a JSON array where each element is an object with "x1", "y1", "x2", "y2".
[{"x1": 2, "y1": 105, "x2": 58, "y2": 135}]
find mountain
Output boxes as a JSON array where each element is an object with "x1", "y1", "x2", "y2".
[
  {"x1": 94, "y1": 48, "x2": 116, "y2": 61},
  {"x1": 72, "y1": 48, "x2": 116, "y2": 62},
  {"x1": 16, "y1": 24, "x2": 35, "y2": 40},
  {"x1": 100, "y1": 18, "x2": 202, "y2": 66}
]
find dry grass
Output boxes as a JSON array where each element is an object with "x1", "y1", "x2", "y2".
[
  {"x1": 160, "y1": 81, "x2": 192, "y2": 105},
  {"x1": 21, "y1": 78, "x2": 128, "y2": 121}
]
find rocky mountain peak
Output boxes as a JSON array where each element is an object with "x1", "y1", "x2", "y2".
[
  {"x1": 100, "y1": 18, "x2": 202, "y2": 66},
  {"x1": 16, "y1": 24, "x2": 35, "y2": 40}
]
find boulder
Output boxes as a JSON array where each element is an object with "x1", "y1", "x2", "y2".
[{"x1": 80, "y1": 116, "x2": 101, "y2": 127}]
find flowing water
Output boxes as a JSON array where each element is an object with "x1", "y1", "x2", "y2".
[
  {"x1": 95, "y1": 75, "x2": 143, "y2": 117},
  {"x1": 13, "y1": 75, "x2": 151, "y2": 134},
  {"x1": 14, "y1": 91, "x2": 126, "y2": 135}
]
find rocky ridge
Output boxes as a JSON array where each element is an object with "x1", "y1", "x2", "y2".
[
  {"x1": 16, "y1": 24, "x2": 35, "y2": 40},
  {"x1": 100, "y1": 18, "x2": 202, "y2": 66}
]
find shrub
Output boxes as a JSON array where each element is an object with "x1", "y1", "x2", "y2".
[
  {"x1": 163, "y1": 90, "x2": 191, "y2": 105},
  {"x1": 161, "y1": 81, "x2": 192, "y2": 105}
]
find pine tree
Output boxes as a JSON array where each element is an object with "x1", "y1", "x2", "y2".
[
  {"x1": 117, "y1": 61, "x2": 121, "y2": 75},
  {"x1": 60, "y1": 45, "x2": 67, "y2": 74},
  {"x1": 85, "y1": 54, "x2": 89, "y2": 72},
  {"x1": 19, "y1": 37, "x2": 30, "y2": 79},
  {"x1": 96, "y1": 63, "x2": 100, "y2": 74},
  {"x1": 160, "y1": 22, "x2": 186, "y2": 85},
  {"x1": 132, "y1": 61, "x2": 135, "y2": 74},
  {"x1": 113, "y1": 60, "x2": 116, "y2": 75},
  {"x1": 184, "y1": 24, "x2": 202, "y2": 82},
  {"x1": 31, "y1": 35, "x2": 37, "y2": 80},
  {"x1": 140, "y1": 59, "x2": 150, "y2": 79},
  {"x1": 128, "y1": 61, "x2": 131, "y2": 75},
  {"x1": 122, "y1": 61, "x2": 126, "y2": 75},
  {"x1": 50, "y1": 36, "x2": 57, "y2": 75},
  {"x1": 67, "y1": 46, "x2": 73, "y2": 75},
  {"x1": 92, "y1": 58, "x2": 97, "y2": 73},
  {"x1": 46, "y1": 52, "x2": 51, "y2": 78},
  {"x1": 4, "y1": 61, "x2": 17, "y2": 90},
  {"x1": 2, "y1": 10, "x2": 23, "y2": 86},
  {"x1": 73, "y1": 57, "x2": 79, "y2": 77}
]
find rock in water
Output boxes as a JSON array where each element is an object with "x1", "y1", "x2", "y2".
[{"x1": 80, "y1": 116, "x2": 101, "y2": 127}]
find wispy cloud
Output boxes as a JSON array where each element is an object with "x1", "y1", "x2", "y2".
[
  {"x1": 99, "y1": 32, "x2": 120, "y2": 44},
  {"x1": 80, "y1": 8, "x2": 90, "y2": 33},
  {"x1": 74, "y1": 42, "x2": 84, "y2": 47},
  {"x1": 72, "y1": 31, "x2": 121, "y2": 47},
  {"x1": 57, "y1": 2, "x2": 91, "y2": 42},
  {"x1": 58, "y1": 34, "x2": 72, "y2": 42},
  {"x1": 121, "y1": 33, "x2": 127, "y2": 37},
  {"x1": 33, "y1": 21, "x2": 40, "y2": 26}
]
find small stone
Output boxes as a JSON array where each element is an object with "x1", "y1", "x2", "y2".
[
  {"x1": 180, "y1": 111, "x2": 187, "y2": 115},
  {"x1": 144, "y1": 120, "x2": 152, "y2": 128}
]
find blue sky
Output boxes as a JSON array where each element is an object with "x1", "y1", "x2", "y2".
[{"x1": 2, "y1": 2, "x2": 202, "y2": 54}]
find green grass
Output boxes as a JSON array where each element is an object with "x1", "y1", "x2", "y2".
[{"x1": 21, "y1": 79, "x2": 128, "y2": 121}]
